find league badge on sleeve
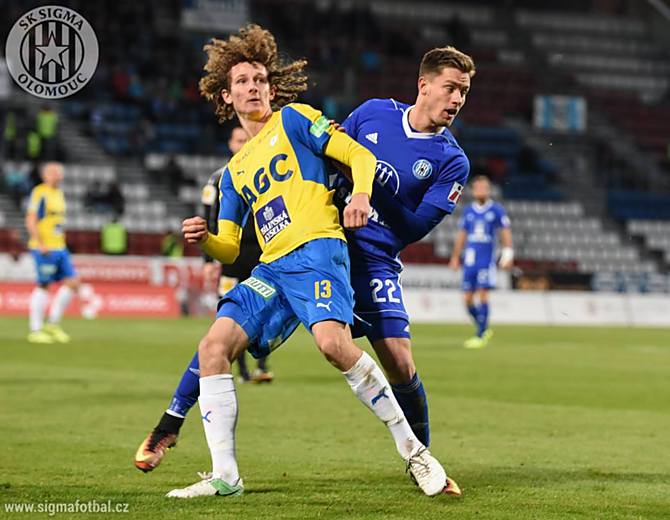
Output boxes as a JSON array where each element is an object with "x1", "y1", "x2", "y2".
[
  {"x1": 201, "y1": 184, "x2": 217, "y2": 205},
  {"x1": 448, "y1": 182, "x2": 464, "y2": 203}
]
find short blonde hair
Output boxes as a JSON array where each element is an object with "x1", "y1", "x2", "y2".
[{"x1": 419, "y1": 46, "x2": 476, "y2": 78}]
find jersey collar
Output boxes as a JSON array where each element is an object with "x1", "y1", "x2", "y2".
[
  {"x1": 472, "y1": 200, "x2": 493, "y2": 212},
  {"x1": 402, "y1": 106, "x2": 446, "y2": 139}
]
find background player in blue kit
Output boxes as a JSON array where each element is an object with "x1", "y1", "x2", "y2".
[
  {"x1": 135, "y1": 47, "x2": 474, "y2": 496},
  {"x1": 449, "y1": 175, "x2": 514, "y2": 349}
]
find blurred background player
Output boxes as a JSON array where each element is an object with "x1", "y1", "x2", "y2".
[
  {"x1": 25, "y1": 162, "x2": 80, "y2": 344},
  {"x1": 202, "y1": 127, "x2": 273, "y2": 384},
  {"x1": 134, "y1": 127, "x2": 272, "y2": 475},
  {"x1": 449, "y1": 175, "x2": 513, "y2": 349}
]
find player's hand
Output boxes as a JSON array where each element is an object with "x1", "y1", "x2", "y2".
[
  {"x1": 202, "y1": 262, "x2": 220, "y2": 284},
  {"x1": 499, "y1": 258, "x2": 514, "y2": 270},
  {"x1": 329, "y1": 120, "x2": 346, "y2": 133},
  {"x1": 448, "y1": 257, "x2": 460, "y2": 270},
  {"x1": 343, "y1": 193, "x2": 371, "y2": 229},
  {"x1": 38, "y1": 244, "x2": 49, "y2": 255},
  {"x1": 182, "y1": 216, "x2": 209, "y2": 244}
]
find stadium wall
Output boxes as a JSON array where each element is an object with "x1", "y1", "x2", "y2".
[
  {"x1": 1, "y1": 255, "x2": 668, "y2": 326},
  {"x1": 403, "y1": 289, "x2": 670, "y2": 328}
]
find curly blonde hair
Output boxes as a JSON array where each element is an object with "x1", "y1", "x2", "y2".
[{"x1": 199, "y1": 24, "x2": 308, "y2": 122}]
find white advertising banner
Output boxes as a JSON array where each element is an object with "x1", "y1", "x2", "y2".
[
  {"x1": 547, "y1": 292, "x2": 631, "y2": 326},
  {"x1": 628, "y1": 294, "x2": 670, "y2": 327},
  {"x1": 403, "y1": 289, "x2": 670, "y2": 328}
]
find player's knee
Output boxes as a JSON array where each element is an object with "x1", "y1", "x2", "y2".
[
  {"x1": 198, "y1": 334, "x2": 234, "y2": 369},
  {"x1": 314, "y1": 333, "x2": 343, "y2": 362},
  {"x1": 384, "y1": 354, "x2": 415, "y2": 384},
  {"x1": 65, "y1": 278, "x2": 80, "y2": 290},
  {"x1": 314, "y1": 331, "x2": 357, "y2": 370},
  {"x1": 393, "y1": 359, "x2": 416, "y2": 384}
]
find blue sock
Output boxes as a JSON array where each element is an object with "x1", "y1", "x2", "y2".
[
  {"x1": 476, "y1": 303, "x2": 489, "y2": 337},
  {"x1": 391, "y1": 373, "x2": 430, "y2": 447},
  {"x1": 467, "y1": 304, "x2": 479, "y2": 335},
  {"x1": 167, "y1": 351, "x2": 200, "y2": 417}
]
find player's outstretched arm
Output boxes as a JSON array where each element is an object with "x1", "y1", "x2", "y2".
[
  {"x1": 324, "y1": 131, "x2": 375, "y2": 229},
  {"x1": 449, "y1": 230, "x2": 467, "y2": 270},
  {"x1": 498, "y1": 227, "x2": 514, "y2": 270},
  {"x1": 182, "y1": 216, "x2": 241, "y2": 264}
]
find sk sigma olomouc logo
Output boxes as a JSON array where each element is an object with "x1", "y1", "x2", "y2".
[{"x1": 5, "y1": 5, "x2": 99, "y2": 99}]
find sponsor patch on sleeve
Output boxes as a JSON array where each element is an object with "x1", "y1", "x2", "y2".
[
  {"x1": 448, "y1": 182, "x2": 464, "y2": 204},
  {"x1": 309, "y1": 115, "x2": 330, "y2": 138},
  {"x1": 255, "y1": 196, "x2": 292, "y2": 244},
  {"x1": 201, "y1": 184, "x2": 217, "y2": 205}
]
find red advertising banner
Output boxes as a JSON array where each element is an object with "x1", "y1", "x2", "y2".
[
  {"x1": 72, "y1": 259, "x2": 152, "y2": 284},
  {"x1": 0, "y1": 283, "x2": 180, "y2": 318}
]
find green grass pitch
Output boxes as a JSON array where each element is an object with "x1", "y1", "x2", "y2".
[{"x1": 1, "y1": 316, "x2": 669, "y2": 519}]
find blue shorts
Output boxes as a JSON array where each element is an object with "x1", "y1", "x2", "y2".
[
  {"x1": 216, "y1": 238, "x2": 354, "y2": 359},
  {"x1": 30, "y1": 248, "x2": 76, "y2": 286},
  {"x1": 349, "y1": 262, "x2": 410, "y2": 343},
  {"x1": 462, "y1": 264, "x2": 496, "y2": 292}
]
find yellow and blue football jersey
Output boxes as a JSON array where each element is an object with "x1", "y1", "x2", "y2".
[
  {"x1": 26, "y1": 183, "x2": 67, "y2": 250},
  {"x1": 217, "y1": 103, "x2": 344, "y2": 263}
]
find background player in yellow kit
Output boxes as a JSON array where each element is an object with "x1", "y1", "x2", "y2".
[
  {"x1": 166, "y1": 24, "x2": 452, "y2": 499},
  {"x1": 25, "y1": 162, "x2": 80, "y2": 344}
]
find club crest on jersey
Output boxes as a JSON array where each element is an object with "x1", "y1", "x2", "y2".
[
  {"x1": 412, "y1": 159, "x2": 433, "y2": 180},
  {"x1": 256, "y1": 196, "x2": 292, "y2": 244},
  {"x1": 448, "y1": 182, "x2": 464, "y2": 203}
]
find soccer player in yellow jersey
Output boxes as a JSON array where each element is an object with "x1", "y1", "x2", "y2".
[
  {"x1": 166, "y1": 25, "x2": 449, "y2": 498},
  {"x1": 25, "y1": 162, "x2": 80, "y2": 344}
]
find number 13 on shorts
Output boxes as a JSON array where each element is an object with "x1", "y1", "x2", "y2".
[{"x1": 314, "y1": 279, "x2": 332, "y2": 300}]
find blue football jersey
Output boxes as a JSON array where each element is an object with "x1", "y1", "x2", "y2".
[
  {"x1": 459, "y1": 200, "x2": 510, "y2": 268},
  {"x1": 334, "y1": 98, "x2": 470, "y2": 271}
]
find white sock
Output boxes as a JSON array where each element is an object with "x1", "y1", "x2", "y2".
[
  {"x1": 29, "y1": 287, "x2": 49, "y2": 332},
  {"x1": 48, "y1": 285, "x2": 73, "y2": 324},
  {"x1": 342, "y1": 351, "x2": 422, "y2": 459},
  {"x1": 199, "y1": 374, "x2": 240, "y2": 484}
]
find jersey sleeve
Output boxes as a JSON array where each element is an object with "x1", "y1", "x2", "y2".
[
  {"x1": 217, "y1": 167, "x2": 249, "y2": 226},
  {"x1": 497, "y1": 205, "x2": 511, "y2": 229},
  {"x1": 342, "y1": 99, "x2": 377, "y2": 137},
  {"x1": 281, "y1": 103, "x2": 335, "y2": 155},
  {"x1": 423, "y1": 153, "x2": 470, "y2": 214},
  {"x1": 26, "y1": 187, "x2": 46, "y2": 219},
  {"x1": 458, "y1": 211, "x2": 467, "y2": 230}
]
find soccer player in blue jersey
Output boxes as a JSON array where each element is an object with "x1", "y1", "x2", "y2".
[
  {"x1": 135, "y1": 45, "x2": 472, "y2": 498},
  {"x1": 159, "y1": 25, "x2": 450, "y2": 499},
  {"x1": 449, "y1": 175, "x2": 514, "y2": 348},
  {"x1": 25, "y1": 162, "x2": 80, "y2": 344},
  {"x1": 331, "y1": 46, "x2": 473, "y2": 460}
]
